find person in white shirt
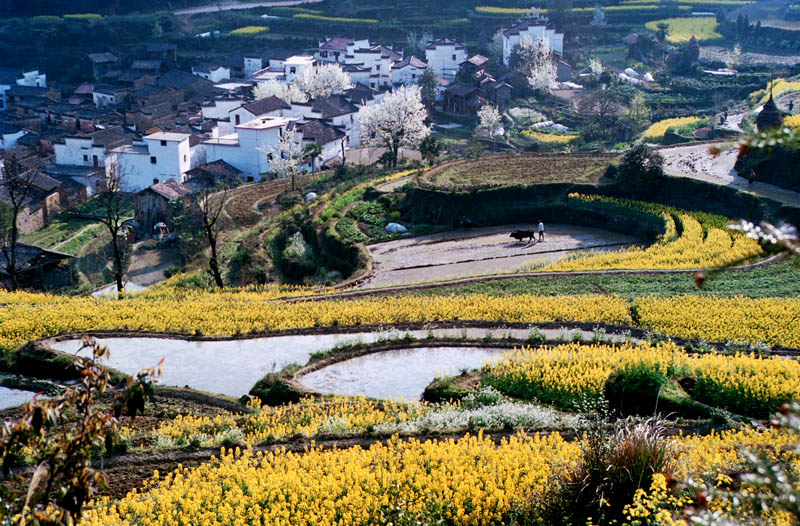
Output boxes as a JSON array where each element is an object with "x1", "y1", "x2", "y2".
[{"x1": 538, "y1": 221, "x2": 545, "y2": 242}]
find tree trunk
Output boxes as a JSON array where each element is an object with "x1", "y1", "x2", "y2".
[
  {"x1": 205, "y1": 223, "x2": 224, "y2": 289},
  {"x1": 391, "y1": 140, "x2": 400, "y2": 168},
  {"x1": 7, "y1": 215, "x2": 19, "y2": 291},
  {"x1": 111, "y1": 232, "x2": 124, "y2": 295}
]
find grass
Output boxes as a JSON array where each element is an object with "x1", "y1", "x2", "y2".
[
  {"x1": 645, "y1": 17, "x2": 722, "y2": 43},
  {"x1": 230, "y1": 26, "x2": 269, "y2": 36},
  {"x1": 410, "y1": 261, "x2": 799, "y2": 300}
]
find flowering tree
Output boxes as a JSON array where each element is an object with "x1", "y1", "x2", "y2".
[
  {"x1": 518, "y1": 34, "x2": 558, "y2": 93},
  {"x1": 477, "y1": 103, "x2": 503, "y2": 143},
  {"x1": 294, "y1": 64, "x2": 353, "y2": 100},
  {"x1": 261, "y1": 126, "x2": 304, "y2": 190},
  {"x1": 253, "y1": 79, "x2": 307, "y2": 104},
  {"x1": 589, "y1": 57, "x2": 604, "y2": 77},
  {"x1": 358, "y1": 85, "x2": 430, "y2": 168},
  {"x1": 488, "y1": 30, "x2": 504, "y2": 59},
  {"x1": 591, "y1": 4, "x2": 607, "y2": 26}
]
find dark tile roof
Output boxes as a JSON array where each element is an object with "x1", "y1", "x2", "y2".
[
  {"x1": 310, "y1": 95, "x2": 358, "y2": 118},
  {"x1": 146, "y1": 42, "x2": 177, "y2": 52},
  {"x1": 426, "y1": 38, "x2": 465, "y2": 50},
  {"x1": 158, "y1": 70, "x2": 213, "y2": 90},
  {"x1": 143, "y1": 179, "x2": 193, "y2": 200},
  {"x1": 7, "y1": 85, "x2": 50, "y2": 98},
  {"x1": 132, "y1": 60, "x2": 162, "y2": 71},
  {"x1": 90, "y1": 125, "x2": 130, "y2": 147},
  {"x1": 393, "y1": 56, "x2": 428, "y2": 69},
  {"x1": 193, "y1": 63, "x2": 226, "y2": 74},
  {"x1": 445, "y1": 82, "x2": 477, "y2": 97},
  {"x1": 372, "y1": 45, "x2": 402, "y2": 62},
  {"x1": 0, "y1": 243, "x2": 71, "y2": 275},
  {"x1": 87, "y1": 53, "x2": 118, "y2": 64},
  {"x1": 298, "y1": 119, "x2": 345, "y2": 145},
  {"x1": 186, "y1": 159, "x2": 242, "y2": 180},
  {"x1": 0, "y1": 122, "x2": 21, "y2": 134},
  {"x1": 31, "y1": 172, "x2": 62, "y2": 192},
  {"x1": 502, "y1": 18, "x2": 555, "y2": 38},
  {"x1": 241, "y1": 96, "x2": 290, "y2": 116},
  {"x1": 463, "y1": 55, "x2": 488, "y2": 67},
  {"x1": 320, "y1": 37, "x2": 354, "y2": 51}
]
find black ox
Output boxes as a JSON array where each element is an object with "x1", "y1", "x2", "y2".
[{"x1": 510, "y1": 230, "x2": 535, "y2": 242}]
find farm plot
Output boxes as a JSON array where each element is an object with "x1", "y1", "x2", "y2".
[
  {"x1": 421, "y1": 153, "x2": 617, "y2": 189},
  {"x1": 361, "y1": 224, "x2": 639, "y2": 289}
]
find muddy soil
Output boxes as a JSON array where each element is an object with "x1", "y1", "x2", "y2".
[{"x1": 361, "y1": 224, "x2": 639, "y2": 289}]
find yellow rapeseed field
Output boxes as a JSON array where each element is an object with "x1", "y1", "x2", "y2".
[
  {"x1": 79, "y1": 427, "x2": 797, "y2": 526},
  {"x1": 486, "y1": 341, "x2": 800, "y2": 415},
  {"x1": 750, "y1": 78, "x2": 800, "y2": 106},
  {"x1": 643, "y1": 116, "x2": 704, "y2": 140},
  {"x1": 539, "y1": 195, "x2": 762, "y2": 272},
  {"x1": 521, "y1": 130, "x2": 579, "y2": 144}
]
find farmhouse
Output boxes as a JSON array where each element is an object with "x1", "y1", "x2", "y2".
[
  {"x1": 425, "y1": 38, "x2": 467, "y2": 81},
  {"x1": 134, "y1": 178, "x2": 193, "y2": 233},
  {"x1": 0, "y1": 243, "x2": 71, "y2": 291},
  {"x1": 192, "y1": 64, "x2": 231, "y2": 83},
  {"x1": 501, "y1": 18, "x2": 564, "y2": 66},
  {"x1": 392, "y1": 56, "x2": 428, "y2": 87},
  {"x1": 109, "y1": 131, "x2": 193, "y2": 191}
]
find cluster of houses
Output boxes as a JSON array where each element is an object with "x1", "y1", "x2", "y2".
[{"x1": 1, "y1": 17, "x2": 567, "y2": 243}]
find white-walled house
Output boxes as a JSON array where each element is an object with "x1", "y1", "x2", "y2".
[
  {"x1": 200, "y1": 116, "x2": 298, "y2": 182},
  {"x1": 93, "y1": 85, "x2": 127, "y2": 108},
  {"x1": 296, "y1": 119, "x2": 346, "y2": 166},
  {"x1": 201, "y1": 98, "x2": 244, "y2": 121},
  {"x1": 53, "y1": 126, "x2": 130, "y2": 169},
  {"x1": 243, "y1": 56, "x2": 263, "y2": 79},
  {"x1": 0, "y1": 67, "x2": 47, "y2": 110},
  {"x1": 283, "y1": 55, "x2": 315, "y2": 83},
  {"x1": 192, "y1": 64, "x2": 231, "y2": 83},
  {"x1": 109, "y1": 132, "x2": 192, "y2": 192},
  {"x1": 0, "y1": 122, "x2": 25, "y2": 150},
  {"x1": 392, "y1": 56, "x2": 428, "y2": 86},
  {"x1": 288, "y1": 95, "x2": 362, "y2": 146},
  {"x1": 425, "y1": 39, "x2": 467, "y2": 81},
  {"x1": 317, "y1": 37, "x2": 370, "y2": 64},
  {"x1": 501, "y1": 18, "x2": 564, "y2": 66},
  {"x1": 348, "y1": 45, "x2": 401, "y2": 88},
  {"x1": 229, "y1": 96, "x2": 290, "y2": 127}
]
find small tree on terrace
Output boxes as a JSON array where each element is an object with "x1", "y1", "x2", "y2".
[
  {"x1": 420, "y1": 135, "x2": 442, "y2": 167},
  {"x1": 419, "y1": 68, "x2": 438, "y2": 111},
  {"x1": 0, "y1": 154, "x2": 39, "y2": 291},
  {"x1": 358, "y1": 85, "x2": 430, "y2": 168},
  {"x1": 94, "y1": 157, "x2": 129, "y2": 296},
  {"x1": 262, "y1": 125, "x2": 304, "y2": 190},
  {"x1": 303, "y1": 143, "x2": 323, "y2": 173},
  {"x1": 477, "y1": 103, "x2": 503, "y2": 151},
  {"x1": 188, "y1": 165, "x2": 234, "y2": 290}
]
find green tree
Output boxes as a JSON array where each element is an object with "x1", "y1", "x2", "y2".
[
  {"x1": 304, "y1": 143, "x2": 323, "y2": 173},
  {"x1": 616, "y1": 144, "x2": 665, "y2": 198},
  {"x1": 419, "y1": 68, "x2": 438, "y2": 110},
  {"x1": 420, "y1": 135, "x2": 442, "y2": 167}
]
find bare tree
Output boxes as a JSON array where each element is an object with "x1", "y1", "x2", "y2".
[
  {"x1": 0, "y1": 154, "x2": 39, "y2": 291},
  {"x1": 94, "y1": 157, "x2": 129, "y2": 296},
  {"x1": 195, "y1": 180, "x2": 228, "y2": 290}
]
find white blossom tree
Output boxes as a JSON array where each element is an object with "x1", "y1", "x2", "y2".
[
  {"x1": 591, "y1": 4, "x2": 607, "y2": 26},
  {"x1": 477, "y1": 103, "x2": 502, "y2": 138},
  {"x1": 260, "y1": 126, "x2": 305, "y2": 190},
  {"x1": 358, "y1": 85, "x2": 430, "y2": 168},
  {"x1": 294, "y1": 63, "x2": 353, "y2": 100},
  {"x1": 589, "y1": 57, "x2": 604, "y2": 77},
  {"x1": 518, "y1": 34, "x2": 558, "y2": 93},
  {"x1": 488, "y1": 30, "x2": 504, "y2": 59},
  {"x1": 253, "y1": 79, "x2": 307, "y2": 104}
]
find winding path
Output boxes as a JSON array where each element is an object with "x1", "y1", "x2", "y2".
[{"x1": 173, "y1": 0, "x2": 323, "y2": 16}]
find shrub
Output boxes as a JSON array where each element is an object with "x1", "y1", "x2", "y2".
[
  {"x1": 603, "y1": 363, "x2": 668, "y2": 416},
  {"x1": 562, "y1": 418, "x2": 677, "y2": 526},
  {"x1": 279, "y1": 231, "x2": 317, "y2": 280}
]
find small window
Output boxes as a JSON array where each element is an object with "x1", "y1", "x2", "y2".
[
  {"x1": 160, "y1": 140, "x2": 167, "y2": 146},
  {"x1": 376, "y1": 65, "x2": 380, "y2": 71},
  {"x1": 150, "y1": 156, "x2": 157, "y2": 164},
  {"x1": 290, "y1": 67, "x2": 296, "y2": 74},
  {"x1": 412, "y1": 74, "x2": 416, "y2": 79},
  {"x1": 235, "y1": 114, "x2": 240, "y2": 125},
  {"x1": 184, "y1": 154, "x2": 187, "y2": 162},
  {"x1": 83, "y1": 154, "x2": 89, "y2": 162},
  {"x1": 247, "y1": 176, "x2": 254, "y2": 182},
  {"x1": 452, "y1": 54, "x2": 456, "y2": 61},
  {"x1": 320, "y1": 51, "x2": 327, "y2": 57}
]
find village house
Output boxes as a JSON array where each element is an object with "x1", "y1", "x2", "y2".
[
  {"x1": 244, "y1": 56, "x2": 263, "y2": 80},
  {"x1": 501, "y1": 18, "x2": 564, "y2": 67},
  {"x1": 229, "y1": 96, "x2": 290, "y2": 128},
  {"x1": 109, "y1": 131, "x2": 193, "y2": 191},
  {"x1": 392, "y1": 56, "x2": 428, "y2": 87},
  {"x1": 295, "y1": 119, "x2": 347, "y2": 166},
  {"x1": 192, "y1": 63, "x2": 231, "y2": 83},
  {"x1": 54, "y1": 125, "x2": 131, "y2": 168},
  {"x1": 184, "y1": 159, "x2": 242, "y2": 190},
  {"x1": 93, "y1": 85, "x2": 128, "y2": 108},
  {"x1": 133, "y1": 178, "x2": 193, "y2": 234},
  {"x1": 425, "y1": 39, "x2": 467, "y2": 81},
  {"x1": 0, "y1": 122, "x2": 26, "y2": 150},
  {"x1": 0, "y1": 243, "x2": 71, "y2": 291},
  {"x1": 87, "y1": 53, "x2": 119, "y2": 82},
  {"x1": 288, "y1": 94, "x2": 362, "y2": 146}
]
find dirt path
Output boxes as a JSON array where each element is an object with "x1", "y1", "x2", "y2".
[
  {"x1": 126, "y1": 241, "x2": 183, "y2": 286},
  {"x1": 659, "y1": 142, "x2": 800, "y2": 207},
  {"x1": 173, "y1": 0, "x2": 323, "y2": 15},
  {"x1": 375, "y1": 175, "x2": 415, "y2": 193},
  {"x1": 720, "y1": 113, "x2": 744, "y2": 133},
  {"x1": 360, "y1": 224, "x2": 639, "y2": 289},
  {"x1": 50, "y1": 224, "x2": 98, "y2": 252}
]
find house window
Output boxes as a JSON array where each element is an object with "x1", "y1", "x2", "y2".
[
  {"x1": 161, "y1": 140, "x2": 167, "y2": 146},
  {"x1": 370, "y1": 82, "x2": 375, "y2": 88},
  {"x1": 267, "y1": 153, "x2": 273, "y2": 161},
  {"x1": 290, "y1": 67, "x2": 296, "y2": 74},
  {"x1": 184, "y1": 154, "x2": 187, "y2": 162},
  {"x1": 83, "y1": 154, "x2": 89, "y2": 162},
  {"x1": 321, "y1": 51, "x2": 328, "y2": 57},
  {"x1": 150, "y1": 156, "x2": 157, "y2": 164},
  {"x1": 376, "y1": 64, "x2": 380, "y2": 71},
  {"x1": 235, "y1": 114, "x2": 240, "y2": 125},
  {"x1": 452, "y1": 54, "x2": 456, "y2": 61},
  {"x1": 412, "y1": 74, "x2": 416, "y2": 79}
]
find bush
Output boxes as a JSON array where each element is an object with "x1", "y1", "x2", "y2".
[
  {"x1": 603, "y1": 364, "x2": 668, "y2": 416},
  {"x1": 560, "y1": 418, "x2": 677, "y2": 526},
  {"x1": 615, "y1": 145, "x2": 666, "y2": 199},
  {"x1": 279, "y1": 231, "x2": 317, "y2": 280}
]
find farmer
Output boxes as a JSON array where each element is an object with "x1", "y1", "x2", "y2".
[
  {"x1": 748, "y1": 169, "x2": 755, "y2": 188},
  {"x1": 538, "y1": 221, "x2": 545, "y2": 242}
]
